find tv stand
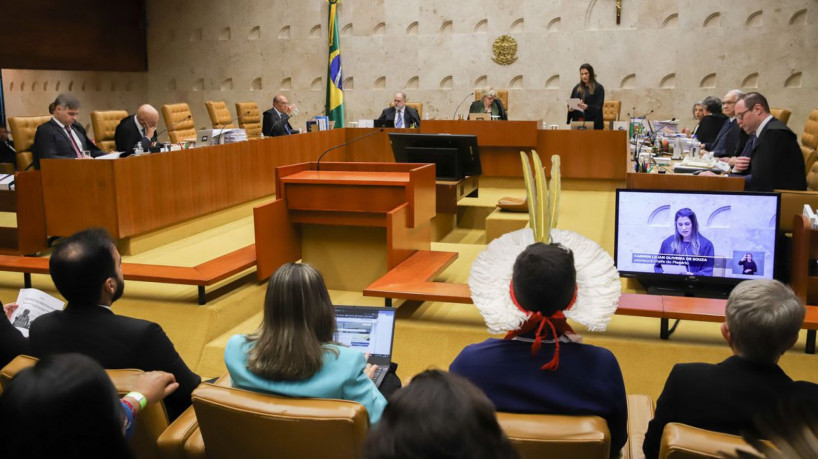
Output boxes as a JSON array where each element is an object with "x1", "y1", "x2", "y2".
[{"x1": 643, "y1": 280, "x2": 733, "y2": 300}]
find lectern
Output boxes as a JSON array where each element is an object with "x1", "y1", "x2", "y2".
[{"x1": 253, "y1": 162, "x2": 436, "y2": 290}]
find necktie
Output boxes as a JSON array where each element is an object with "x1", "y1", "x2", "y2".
[
  {"x1": 65, "y1": 125, "x2": 83, "y2": 158},
  {"x1": 396, "y1": 110, "x2": 403, "y2": 128},
  {"x1": 740, "y1": 134, "x2": 757, "y2": 157}
]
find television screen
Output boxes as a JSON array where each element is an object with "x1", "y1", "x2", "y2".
[{"x1": 615, "y1": 189, "x2": 780, "y2": 294}]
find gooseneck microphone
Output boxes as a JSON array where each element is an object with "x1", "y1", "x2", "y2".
[
  {"x1": 315, "y1": 128, "x2": 385, "y2": 171},
  {"x1": 155, "y1": 114, "x2": 192, "y2": 141},
  {"x1": 452, "y1": 92, "x2": 475, "y2": 120}
]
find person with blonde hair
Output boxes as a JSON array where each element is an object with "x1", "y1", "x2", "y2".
[
  {"x1": 643, "y1": 279, "x2": 807, "y2": 459},
  {"x1": 469, "y1": 87, "x2": 508, "y2": 120},
  {"x1": 224, "y1": 263, "x2": 387, "y2": 423}
]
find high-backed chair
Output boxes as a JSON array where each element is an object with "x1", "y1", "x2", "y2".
[
  {"x1": 475, "y1": 89, "x2": 509, "y2": 115},
  {"x1": 659, "y1": 423, "x2": 760, "y2": 458},
  {"x1": 159, "y1": 381, "x2": 369, "y2": 459},
  {"x1": 497, "y1": 412, "x2": 610, "y2": 459},
  {"x1": 808, "y1": 161, "x2": 818, "y2": 191},
  {"x1": 235, "y1": 102, "x2": 262, "y2": 139},
  {"x1": 769, "y1": 108, "x2": 791, "y2": 126},
  {"x1": 8, "y1": 115, "x2": 51, "y2": 171},
  {"x1": 91, "y1": 110, "x2": 128, "y2": 152},
  {"x1": 161, "y1": 103, "x2": 197, "y2": 144},
  {"x1": 603, "y1": 100, "x2": 622, "y2": 129},
  {"x1": 204, "y1": 101, "x2": 234, "y2": 129},
  {"x1": 0, "y1": 355, "x2": 170, "y2": 459},
  {"x1": 388, "y1": 102, "x2": 425, "y2": 121}
]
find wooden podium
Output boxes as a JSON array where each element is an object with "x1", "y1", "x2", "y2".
[{"x1": 253, "y1": 162, "x2": 436, "y2": 290}]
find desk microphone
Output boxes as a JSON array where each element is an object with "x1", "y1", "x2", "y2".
[
  {"x1": 155, "y1": 115, "x2": 192, "y2": 142},
  {"x1": 316, "y1": 128, "x2": 384, "y2": 171},
  {"x1": 452, "y1": 92, "x2": 475, "y2": 120},
  {"x1": 214, "y1": 111, "x2": 250, "y2": 141}
]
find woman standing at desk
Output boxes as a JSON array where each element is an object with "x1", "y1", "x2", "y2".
[{"x1": 567, "y1": 63, "x2": 605, "y2": 130}]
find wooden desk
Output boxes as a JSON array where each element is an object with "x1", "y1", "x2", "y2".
[
  {"x1": 0, "y1": 171, "x2": 47, "y2": 255},
  {"x1": 626, "y1": 171, "x2": 745, "y2": 191}
]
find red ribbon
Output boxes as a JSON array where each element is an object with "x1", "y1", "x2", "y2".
[{"x1": 505, "y1": 280, "x2": 577, "y2": 371}]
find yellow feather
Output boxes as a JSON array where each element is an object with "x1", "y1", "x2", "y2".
[
  {"x1": 548, "y1": 155, "x2": 561, "y2": 232},
  {"x1": 532, "y1": 151, "x2": 548, "y2": 243},
  {"x1": 519, "y1": 151, "x2": 538, "y2": 234}
]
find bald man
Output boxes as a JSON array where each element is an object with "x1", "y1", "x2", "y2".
[{"x1": 115, "y1": 104, "x2": 160, "y2": 153}]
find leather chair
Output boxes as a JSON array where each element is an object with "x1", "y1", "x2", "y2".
[
  {"x1": 769, "y1": 108, "x2": 791, "y2": 126},
  {"x1": 235, "y1": 102, "x2": 262, "y2": 139},
  {"x1": 0, "y1": 355, "x2": 170, "y2": 459},
  {"x1": 497, "y1": 412, "x2": 611, "y2": 459},
  {"x1": 8, "y1": 115, "x2": 51, "y2": 171},
  {"x1": 475, "y1": 89, "x2": 509, "y2": 115},
  {"x1": 659, "y1": 423, "x2": 760, "y2": 458},
  {"x1": 808, "y1": 161, "x2": 818, "y2": 191},
  {"x1": 204, "y1": 101, "x2": 234, "y2": 129},
  {"x1": 158, "y1": 380, "x2": 369, "y2": 459},
  {"x1": 603, "y1": 100, "x2": 622, "y2": 129},
  {"x1": 161, "y1": 103, "x2": 197, "y2": 144},
  {"x1": 388, "y1": 102, "x2": 425, "y2": 121},
  {"x1": 91, "y1": 110, "x2": 128, "y2": 152}
]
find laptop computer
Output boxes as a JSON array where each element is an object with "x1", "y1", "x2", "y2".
[
  {"x1": 373, "y1": 119, "x2": 395, "y2": 128},
  {"x1": 333, "y1": 306, "x2": 396, "y2": 387},
  {"x1": 468, "y1": 113, "x2": 491, "y2": 121}
]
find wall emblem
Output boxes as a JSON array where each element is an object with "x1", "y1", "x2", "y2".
[{"x1": 492, "y1": 35, "x2": 518, "y2": 65}]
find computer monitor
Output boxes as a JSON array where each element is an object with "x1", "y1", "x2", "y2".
[
  {"x1": 388, "y1": 133, "x2": 482, "y2": 181},
  {"x1": 614, "y1": 189, "x2": 780, "y2": 298}
]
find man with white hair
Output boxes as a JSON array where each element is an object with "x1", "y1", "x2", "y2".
[
  {"x1": 705, "y1": 89, "x2": 748, "y2": 158},
  {"x1": 643, "y1": 279, "x2": 808, "y2": 459},
  {"x1": 377, "y1": 92, "x2": 420, "y2": 128},
  {"x1": 115, "y1": 104, "x2": 160, "y2": 153}
]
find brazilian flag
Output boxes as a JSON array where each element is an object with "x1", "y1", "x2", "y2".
[{"x1": 326, "y1": 0, "x2": 344, "y2": 128}]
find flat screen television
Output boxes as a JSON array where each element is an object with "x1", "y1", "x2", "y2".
[
  {"x1": 388, "y1": 133, "x2": 482, "y2": 180},
  {"x1": 614, "y1": 189, "x2": 780, "y2": 298}
]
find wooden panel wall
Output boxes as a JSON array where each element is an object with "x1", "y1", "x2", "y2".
[{"x1": 0, "y1": 0, "x2": 147, "y2": 71}]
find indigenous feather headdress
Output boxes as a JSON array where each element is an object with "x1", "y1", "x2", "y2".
[{"x1": 468, "y1": 151, "x2": 621, "y2": 369}]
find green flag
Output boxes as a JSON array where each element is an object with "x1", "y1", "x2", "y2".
[{"x1": 326, "y1": 0, "x2": 344, "y2": 128}]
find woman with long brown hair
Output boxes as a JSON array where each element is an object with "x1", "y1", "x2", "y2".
[
  {"x1": 567, "y1": 63, "x2": 605, "y2": 130},
  {"x1": 224, "y1": 263, "x2": 387, "y2": 423}
]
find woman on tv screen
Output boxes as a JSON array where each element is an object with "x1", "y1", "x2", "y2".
[
  {"x1": 654, "y1": 208, "x2": 714, "y2": 276},
  {"x1": 738, "y1": 253, "x2": 758, "y2": 275}
]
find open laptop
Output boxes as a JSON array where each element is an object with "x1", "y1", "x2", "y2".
[
  {"x1": 373, "y1": 119, "x2": 395, "y2": 128},
  {"x1": 333, "y1": 306, "x2": 396, "y2": 387},
  {"x1": 468, "y1": 113, "x2": 491, "y2": 121}
]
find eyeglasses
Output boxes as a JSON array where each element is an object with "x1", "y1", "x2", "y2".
[
  {"x1": 722, "y1": 100, "x2": 736, "y2": 106},
  {"x1": 735, "y1": 108, "x2": 751, "y2": 120}
]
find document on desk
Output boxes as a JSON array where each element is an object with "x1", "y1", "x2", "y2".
[
  {"x1": 566, "y1": 98, "x2": 583, "y2": 111},
  {"x1": 95, "y1": 152, "x2": 123, "y2": 160}
]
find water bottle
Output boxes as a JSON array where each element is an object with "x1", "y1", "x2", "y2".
[
  {"x1": 134, "y1": 143, "x2": 143, "y2": 156},
  {"x1": 673, "y1": 134, "x2": 682, "y2": 159}
]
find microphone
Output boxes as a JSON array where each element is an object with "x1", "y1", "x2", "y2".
[
  {"x1": 214, "y1": 111, "x2": 250, "y2": 142},
  {"x1": 316, "y1": 128, "x2": 384, "y2": 171},
  {"x1": 155, "y1": 115, "x2": 192, "y2": 141},
  {"x1": 452, "y1": 92, "x2": 475, "y2": 120}
]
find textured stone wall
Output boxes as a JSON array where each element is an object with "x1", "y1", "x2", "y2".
[{"x1": 3, "y1": 0, "x2": 816, "y2": 139}]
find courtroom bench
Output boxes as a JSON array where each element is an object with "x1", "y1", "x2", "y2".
[
  {"x1": 363, "y1": 258, "x2": 818, "y2": 353},
  {"x1": 0, "y1": 244, "x2": 256, "y2": 305}
]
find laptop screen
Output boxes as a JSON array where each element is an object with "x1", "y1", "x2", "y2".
[{"x1": 333, "y1": 306, "x2": 395, "y2": 360}]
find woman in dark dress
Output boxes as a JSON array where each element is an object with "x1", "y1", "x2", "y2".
[
  {"x1": 738, "y1": 253, "x2": 758, "y2": 275},
  {"x1": 567, "y1": 63, "x2": 605, "y2": 130}
]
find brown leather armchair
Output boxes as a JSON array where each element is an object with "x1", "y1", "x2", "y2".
[
  {"x1": 769, "y1": 108, "x2": 791, "y2": 126},
  {"x1": 91, "y1": 110, "x2": 128, "y2": 152},
  {"x1": 0, "y1": 355, "x2": 170, "y2": 459},
  {"x1": 659, "y1": 423, "x2": 759, "y2": 458},
  {"x1": 8, "y1": 115, "x2": 51, "y2": 171},
  {"x1": 158, "y1": 380, "x2": 369, "y2": 459},
  {"x1": 235, "y1": 102, "x2": 262, "y2": 139},
  {"x1": 161, "y1": 103, "x2": 197, "y2": 144},
  {"x1": 205, "y1": 101, "x2": 234, "y2": 129},
  {"x1": 603, "y1": 100, "x2": 622, "y2": 129},
  {"x1": 475, "y1": 89, "x2": 509, "y2": 115},
  {"x1": 497, "y1": 412, "x2": 611, "y2": 459}
]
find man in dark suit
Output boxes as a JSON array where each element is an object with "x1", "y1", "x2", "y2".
[
  {"x1": 262, "y1": 94, "x2": 298, "y2": 137},
  {"x1": 705, "y1": 89, "x2": 748, "y2": 158},
  {"x1": 732, "y1": 92, "x2": 806, "y2": 191},
  {"x1": 377, "y1": 92, "x2": 421, "y2": 128},
  {"x1": 32, "y1": 93, "x2": 104, "y2": 169},
  {"x1": 29, "y1": 228, "x2": 201, "y2": 421},
  {"x1": 0, "y1": 127, "x2": 16, "y2": 165},
  {"x1": 694, "y1": 95, "x2": 728, "y2": 147},
  {"x1": 643, "y1": 279, "x2": 807, "y2": 459},
  {"x1": 115, "y1": 104, "x2": 160, "y2": 153}
]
